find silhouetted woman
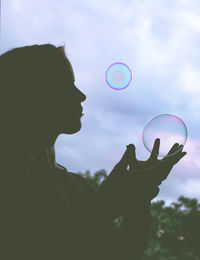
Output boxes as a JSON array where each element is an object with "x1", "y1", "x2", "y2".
[{"x1": 0, "y1": 44, "x2": 186, "y2": 260}]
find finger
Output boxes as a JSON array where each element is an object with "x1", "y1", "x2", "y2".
[
  {"x1": 116, "y1": 145, "x2": 133, "y2": 173},
  {"x1": 166, "y1": 143, "x2": 179, "y2": 157},
  {"x1": 159, "y1": 152, "x2": 187, "y2": 183},
  {"x1": 162, "y1": 151, "x2": 187, "y2": 171},
  {"x1": 126, "y1": 144, "x2": 136, "y2": 160},
  {"x1": 109, "y1": 145, "x2": 137, "y2": 181},
  {"x1": 172, "y1": 151, "x2": 187, "y2": 164},
  {"x1": 149, "y1": 138, "x2": 160, "y2": 161},
  {"x1": 126, "y1": 144, "x2": 136, "y2": 172},
  {"x1": 176, "y1": 144, "x2": 184, "y2": 154},
  {"x1": 119, "y1": 146, "x2": 131, "y2": 164}
]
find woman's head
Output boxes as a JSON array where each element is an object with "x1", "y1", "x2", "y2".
[{"x1": 0, "y1": 44, "x2": 86, "y2": 149}]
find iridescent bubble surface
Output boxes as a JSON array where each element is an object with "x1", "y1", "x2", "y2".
[
  {"x1": 142, "y1": 114, "x2": 188, "y2": 158},
  {"x1": 105, "y1": 62, "x2": 132, "y2": 90}
]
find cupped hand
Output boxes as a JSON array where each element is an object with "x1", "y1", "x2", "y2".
[
  {"x1": 97, "y1": 139, "x2": 186, "y2": 218},
  {"x1": 127, "y1": 139, "x2": 186, "y2": 186}
]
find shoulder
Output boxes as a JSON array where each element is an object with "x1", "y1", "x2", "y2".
[
  {"x1": 69, "y1": 172, "x2": 96, "y2": 198},
  {"x1": 55, "y1": 163, "x2": 95, "y2": 197}
]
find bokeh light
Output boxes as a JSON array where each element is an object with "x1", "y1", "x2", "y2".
[
  {"x1": 105, "y1": 62, "x2": 132, "y2": 90},
  {"x1": 142, "y1": 114, "x2": 188, "y2": 158}
]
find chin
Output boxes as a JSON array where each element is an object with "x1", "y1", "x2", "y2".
[{"x1": 62, "y1": 119, "x2": 82, "y2": 134}]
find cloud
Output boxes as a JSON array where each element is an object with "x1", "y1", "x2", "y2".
[{"x1": 2, "y1": 0, "x2": 200, "y2": 202}]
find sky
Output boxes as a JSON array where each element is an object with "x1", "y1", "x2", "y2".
[{"x1": 1, "y1": 0, "x2": 200, "y2": 204}]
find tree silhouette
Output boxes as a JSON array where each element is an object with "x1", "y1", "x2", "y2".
[{"x1": 78, "y1": 169, "x2": 200, "y2": 259}]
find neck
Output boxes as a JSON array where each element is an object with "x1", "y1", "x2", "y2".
[{"x1": 27, "y1": 134, "x2": 58, "y2": 170}]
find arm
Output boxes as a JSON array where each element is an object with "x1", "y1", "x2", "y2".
[
  {"x1": 90, "y1": 140, "x2": 186, "y2": 260},
  {"x1": 91, "y1": 204, "x2": 152, "y2": 260},
  {"x1": 91, "y1": 184, "x2": 152, "y2": 260},
  {"x1": 119, "y1": 202, "x2": 152, "y2": 260}
]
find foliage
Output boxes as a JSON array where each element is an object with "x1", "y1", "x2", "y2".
[
  {"x1": 78, "y1": 169, "x2": 200, "y2": 259},
  {"x1": 78, "y1": 169, "x2": 107, "y2": 191},
  {"x1": 143, "y1": 196, "x2": 200, "y2": 259}
]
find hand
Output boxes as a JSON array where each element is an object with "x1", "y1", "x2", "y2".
[
  {"x1": 125, "y1": 139, "x2": 186, "y2": 200},
  {"x1": 97, "y1": 139, "x2": 186, "y2": 219},
  {"x1": 97, "y1": 145, "x2": 156, "y2": 218},
  {"x1": 127, "y1": 139, "x2": 187, "y2": 186}
]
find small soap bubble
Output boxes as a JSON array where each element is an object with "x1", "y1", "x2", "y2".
[
  {"x1": 105, "y1": 62, "x2": 132, "y2": 90},
  {"x1": 142, "y1": 114, "x2": 188, "y2": 158}
]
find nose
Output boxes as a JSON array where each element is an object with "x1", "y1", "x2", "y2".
[{"x1": 74, "y1": 86, "x2": 86, "y2": 102}]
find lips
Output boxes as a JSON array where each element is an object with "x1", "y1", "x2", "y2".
[{"x1": 73, "y1": 106, "x2": 83, "y2": 116}]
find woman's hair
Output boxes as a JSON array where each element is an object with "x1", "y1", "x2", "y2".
[{"x1": 0, "y1": 43, "x2": 67, "y2": 151}]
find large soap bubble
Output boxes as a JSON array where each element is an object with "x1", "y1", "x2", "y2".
[
  {"x1": 105, "y1": 62, "x2": 132, "y2": 90},
  {"x1": 142, "y1": 114, "x2": 188, "y2": 158}
]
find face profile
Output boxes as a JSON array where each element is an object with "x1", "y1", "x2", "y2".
[
  {"x1": 52, "y1": 50, "x2": 86, "y2": 135},
  {"x1": 0, "y1": 44, "x2": 87, "y2": 152}
]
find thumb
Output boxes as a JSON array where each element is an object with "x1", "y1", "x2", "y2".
[
  {"x1": 110, "y1": 144, "x2": 136, "y2": 178},
  {"x1": 119, "y1": 144, "x2": 136, "y2": 172},
  {"x1": 112, "y1": 145, "x2": 130, "y2": 175},
  {"x1": 118, "y1": 145, "x2": 130, "y2": 167}
]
